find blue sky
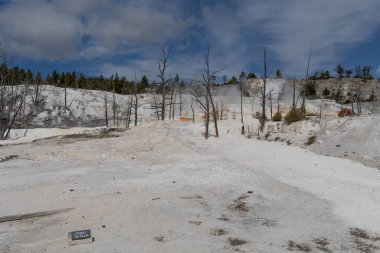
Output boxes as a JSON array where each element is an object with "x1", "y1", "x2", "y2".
[{"x1": 0, "y1": 0, "x2": 380, "y2": 81}]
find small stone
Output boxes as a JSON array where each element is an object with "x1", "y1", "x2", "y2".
[
  {"x1": 173, "y1": 181, "x2": 176, "y2": 184},
  {"x1": 102, "y1": 225, "x2": 106, "y2": 228},
  {"x1": 247, "y1": 191, "x2": 253, "y2": 194}
]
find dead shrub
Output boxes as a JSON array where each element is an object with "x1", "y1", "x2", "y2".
[
  {"x1": 305, "y1": 135, "x2": 316, "y2": 145},
  {"x1": 338, "y1": 108, "x2": 354, "y2": 117}
]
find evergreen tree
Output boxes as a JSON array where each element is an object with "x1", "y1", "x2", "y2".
[
  {"x1": 26, "y1": 69, "x2": 34, "y2": 83},
  {"x1": 34, "y1": 71, "x2": 42, "y2": 84},
  {"x1": 59, "y1": 72, "x2": 65, "y2": 87},
  {"x1": 139, "y1": 75, "x2": 149, "y2": 93},
  {"x1": 275, "y1": 69, "x2": 282, "y2": 79},
  {"x1": 228, "y1": 76, "x2": 238, "y2": 84},
  {"x1": 335, "y1": 64, "x2": 344, "y2": 80},
  {"x1": 354, "y1": 66, "x2": 362, "y2": 78},
  {"x1": 77, "y1": 73, "x2": 86, "y2": 88},
  {"x1": 362, "y1": 66, "x2": 373, "y2": 82},
  {"x1": 239, "y1": 71, "x2": 246, "y2": 81},
  {"x1": 247, "y1": 72, "x2": 257, "y2": 79}
]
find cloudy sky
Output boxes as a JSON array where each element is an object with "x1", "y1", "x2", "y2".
[{"x1": 0, "y1": 0, "x2": 380, "y2": 80}]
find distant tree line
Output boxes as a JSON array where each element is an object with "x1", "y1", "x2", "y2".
[
  {"x1": 310, "y1": 65, "x2": 374, "y2": 81},
  {"x1": 0, "y1": 65, "x2": 151, "y2": 95}
]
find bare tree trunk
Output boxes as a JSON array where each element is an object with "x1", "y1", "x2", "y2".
[
  {"x1": 191, "y1": 98, "x2": 195, "y2": 123},
  {"x1": 350, "y1": 91, "x2": 354, "y2": 116},
  {"x1": 205, "y1": 93, "x2": 210, "y2": 138},
  {"x1": 191, "y1": 45, "x2": 224, "y2": 138},
  {"x1": 179, "y1": 91, "x2": 182, "y2": 116},
  {"x1": 158, "y1": 45, "x2": 170, "y2": 121},
  {"x1": 220, "y1": 101, "x2": 224, "y2": 121},
  {"x1": 302, "y1": 45, "x2": 312, "y2": 113},
  {"x1": 0, "y1": 43, "x2": 28, "y2": 139},
  {"x1": 292, "y1": 79, "x2": 296, "y2": 109},
  {"x1": 64, "y1": 75, "x2": 67, "y2": 111},
  {"x1": 269, "y1": 93, "x2": 273, "y2": 120},
  {"x1": 153, "y1": 94, "x2": 160, "y2": 120},
  {"x1": 169, "y1": 86, "x2": 174, "y2": 120},
  {"x1": 172, "y1": 94, "x2": 176, "y2": 119},
  {"x1": 204, "y1": 46, "x2": 219, "y2": 137},
  {"x1": 116, "y1": 104, "x2": 119, "y2": 128},
  {"x1": 112, "y1": 80, "x2": 116, "y2": 126},
  {"x1": 134, "y1": 94, "x2": 138, "y2": 126},
  {"x1": 240, "y1": 79, "x2": 245, "y2": 134},
  {"x1": 104, "y1": 92, "x2": 108, "y2": 128},
  {"x1": 260, "y1": 48, "x2": 267, "y2": 131}
]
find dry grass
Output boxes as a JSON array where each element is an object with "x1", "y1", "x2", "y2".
[
  {"x1": 230, "y1": 195, "x2": 249, "y2": 212},
  {"x1": 350, "y1": 228, "x2": 380, "y2": 253},
  {"x1": 312, "y1": 238, "x2": 331, "y2": 253},
  {"x1": 154, "y1": 235, "x2": 165, "y2": 242},
  {"x1": 287, "y1": 240, "x2": 311, "y2": 252},
  {"x1": 228, "y1": 238, "x2": 247, "y2": 246},
  {"x1": 179, "y1": 117, "x2": 192, "y2": 122},
  {"x1": 188, "y1": 221, "x2": 202, "y2": 225},
  {"x1": 210, "y1": 228, "x2": 227, "y2": 236}
]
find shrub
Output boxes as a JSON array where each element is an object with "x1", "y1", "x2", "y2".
[
  {"x1": 305, "y1": 135, "x2": 316, "y2": 145},
  {"x1": 305, "y1": 82, "x2": 316, "y2": 97},
  {"x1": 338, "y1": 108, "x2": 353, "y2": 117},
  {"x1": 322, "y1": 87, "x2": 330, "y2": 96},
  {"x1": 285, "y1": 107, "x2": 305, "y2": 124},
  {"x1": 272, "y1": 111, "x2": 282, "y2": 122}
]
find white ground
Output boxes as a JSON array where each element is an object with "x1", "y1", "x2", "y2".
[
  {"x1": 0, "y1": 118, "x2": 380, "y2": 252},
  {"x1": 0, "y1": 84, "x2": 379, "y2": 252}
]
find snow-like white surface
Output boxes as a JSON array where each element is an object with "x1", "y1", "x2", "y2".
[
  {"x1": 0, "y1": 85, "x2": 379, "y2": 252},
  {"x1": 0, "y1": 118, "x2": 379, "y2": 252},
  {"x1": 0, "y1": 127, "x2": 105, "y2": 145}
]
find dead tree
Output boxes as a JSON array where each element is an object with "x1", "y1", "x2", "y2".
[
  {"x1": 239, "y1": 72, "x2": 246, "y2": 134},
  {"x1": 292, "y1": 78, "x2": 296, "y2": 108},
  {"x1": 172, "y1": 94, "x2": 176, "y2": 119},
  {"x1": 259, "y1": 48, "x2": 269, "y2": 131},
  {"x1": 152, "y1": 93, "x2": 160, "y2": 120},
  {"x1": 111, "y1": 76, "x2": 117, "y2": 126},
  {"x1": 191, "y1": 82, "x2": 210, "y2": 137},
  {"x1": 169, "y1": 81, "x2": 175, "y2": 120},
  {"x1": 132, "y1": 74, "x2": 140, "y2": 126},
  {"x1": 0, "y1": 43, "x2": 27, "y2": 140},
  {"x1": 269, "y1": 93, "x2": 273, "y2": 120},
  {"x1": 179, "y1": 83, "x2": 183, "y2": 116},
  {"x1": 191, "y1": 98, "x2": 195, "y2": 123},
  {"x1": 220, "y1": 101, "x2": 223, "y2": 120},
  {"x1": 104, "y1": 92, "x2": 109, "y2": 128},
  {"x1": 191, "y1": 46, "x2": 224, "y2": 138},
  {"x1": 157, "y1": 45, "x2": 171, "y2": 121},
  {"x1": 204, "y1": 45, "x2": 221, "y2": 137},
  {"x1": 64, "y1": 73, "x2": 67, "y2": 110},
  {"x1": 301, "y1": 45, "x2": 312, "y2": 113},
  {"x1": 126, "y1": 94, "x2": 133, "y2": 128}
]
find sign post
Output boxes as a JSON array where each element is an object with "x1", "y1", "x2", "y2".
[{"x1": 68, "y1": 229, "x2": 94, "y2": 245}]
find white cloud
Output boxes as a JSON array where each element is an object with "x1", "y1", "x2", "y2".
[
  {"x1": 0, "y1": 1, "x2": 83, "y2": 60},
  {"x1": 201, "y1": 0, "x2": 380, "y2": 76},
  {"x1": 0, "y1": 0, "x2": 193, "y2": 60},
  {"x1": 0, "y1": 0, "x2": 379, "y2": 79}
]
